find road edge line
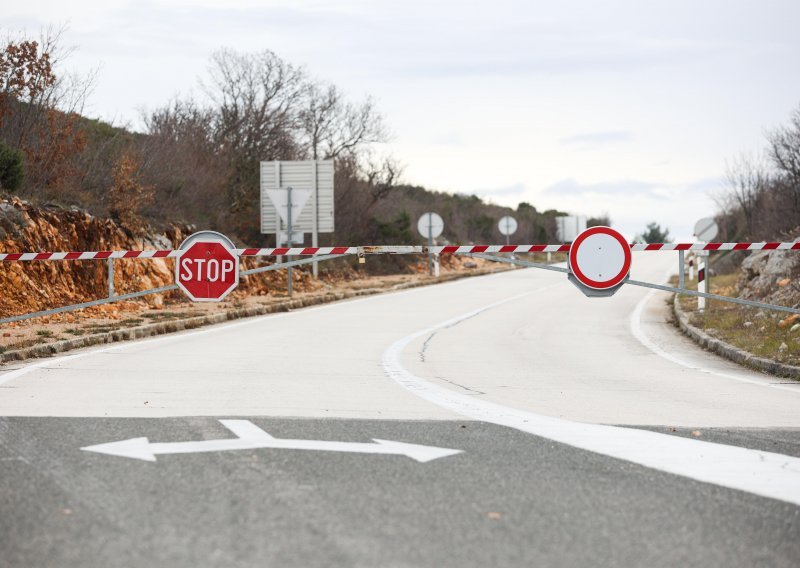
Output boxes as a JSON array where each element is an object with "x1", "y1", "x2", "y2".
[{"x1": 381, "y1": 290, "x2": 800, "y2": 507}]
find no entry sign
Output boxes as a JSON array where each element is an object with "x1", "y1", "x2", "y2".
[
  {"x1": 175, "y1": 231, "x2": 239, "y2": 302},
  {"x1": 568, "y1": 226, "x2": 631, "y2": 295}
]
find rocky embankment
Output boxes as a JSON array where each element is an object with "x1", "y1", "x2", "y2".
[
  {"x1": 738, "y1": 237, "x2": 800, "y2": 314},
  {"x1": 0, "y1": 197, "x2": 320, "y2": 318},
  {"x1": 674, "y1": 231, "x2": 800, "y2": 375}
]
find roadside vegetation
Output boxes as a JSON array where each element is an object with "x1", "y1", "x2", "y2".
[
  {"x1": 675, "y1": 103, "x2": 800, "y2": 369},
  {"x1": 0, "y1": 26, "x2": 571, "y2": 250},
  {"x1": 635, "y1": 222, "x2": 671, "y2": 244},
  {"x1": 674, "y1": 273, "x2": 800, "y2": 367}
]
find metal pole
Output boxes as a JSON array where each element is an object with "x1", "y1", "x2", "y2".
[
  {"x1": 275, "y1": 161, "x2": 282, "y2": 266},
  {"x1": 107, "y1": 258, "x2": 115, "y2": 298},
  {"x1": 428, "y1": 213, "x2": 433, "y2": 276},
  {"x1": 505, "y1": 226, "x2": 511, "y2": 260},
  {"x1": 698, "y1": 257, "x2": 706, "y2": 312},
  {"x1": 287, "y1": 186, "x2": 293, "y2": 297},
  {"x1": 311, "y1": 160, "x2": 319, "y2": 279},
  {"x1": 678, "y1": 250, "x2": 685, "y2": 290}
]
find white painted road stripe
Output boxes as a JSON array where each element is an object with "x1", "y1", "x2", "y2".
[
  {"x1": 81, "y1": 419, "x2": 462, "y2": 463},
  {"x1": 381, "y1": 294, "x2": 800, "y2": 507},
  {"x1": 629, "y1": 288, "x2": 800, "y2": 393}
]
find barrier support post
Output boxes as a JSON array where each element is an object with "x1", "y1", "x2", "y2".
[
  {"x1": 107, "y1": 258, "x2": 115, "y2": 298},
  {"x1": 698, "y1": 257, "x2": 706, "y2": 312},
  {"x1": 678, "y1": 250, "x2": 685, "y2": 290}
]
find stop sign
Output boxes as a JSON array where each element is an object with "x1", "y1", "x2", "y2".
[{"x1": 175, "y1": 231, "x2": 239, "y2": 302}]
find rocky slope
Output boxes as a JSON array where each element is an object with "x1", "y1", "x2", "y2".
[
  {"x1": 738, "y1": 232, "x2": 800, "y2": 310},
  {"x1": 0, "y1": 197, "x2": 321, "y2": 318}
]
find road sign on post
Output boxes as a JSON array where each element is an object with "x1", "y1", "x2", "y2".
[
  {"x1": 567, "y1": 226, "x2": 631, "y2": 297},
  {"x1": 556, "y1": 216, "x2": 587, "y2": 243},
  {"x1": 498, "y1": 216, "x2": 518, "y2": 246},
  {"x1": 265, "y1": 188, "x2": 313, "y2": 228},
  {"x1": 265, "y1": 186, "x2": 315, "y2": 297},
  {"x1": 418, "y1": 212, "x2": 444, "y2": 277},
  {"x1": 260, "y1": 160, "x2": 334, "y2": 278},
  {"x1": 693, "y1": 218, "x2": 719, "y2": 242},
  {"x1": 279, "y1": 231, "x2": 304, "y2": 245},
  {"x1": 176, "y1": 231, "x2": 239, "y2": 302},
  {"x1": 693, "y1": 218, "x2": 718, "y2": 311}
]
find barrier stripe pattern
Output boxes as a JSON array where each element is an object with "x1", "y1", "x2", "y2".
[
  {"x1": 1, "y1": 242, "x2": 798, "y2": 261},
  {"x1": 0, "y1": 250, "x2": 181, "y2": 261}
]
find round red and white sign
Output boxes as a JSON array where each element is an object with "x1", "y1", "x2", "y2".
[{"x1": 568, "y1": 226, "x2": 631, "y2": 290}]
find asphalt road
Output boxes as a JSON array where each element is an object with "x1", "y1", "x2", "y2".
[{"x1": 1, "y1": 253, "x2": 799, "y2": 567}]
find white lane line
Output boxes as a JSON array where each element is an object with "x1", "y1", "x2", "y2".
[
  {"x1": 629, "y1": 283, "x2": 800, "y2": 394},
  {"x1": 382, "y1": 294, "x2": 800, "y2": 507}
]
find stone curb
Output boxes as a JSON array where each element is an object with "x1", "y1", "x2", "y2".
[
  {"x1": 1, "y1": 266, "x2": 509, "y2": 365},
  {"x1": 672, "y1": 294, "x2": 800, "y2": 379}
]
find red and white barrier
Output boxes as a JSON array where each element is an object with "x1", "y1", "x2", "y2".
[
  {"x1": 0, "y1": 250, "x2": 180, "y2": 261},
  {"x1": 629, "y1": 242, "x2": 800, "y2": 251},
  {"x1": 1, "y1": 241, "x2": 799, "y2": 261}
]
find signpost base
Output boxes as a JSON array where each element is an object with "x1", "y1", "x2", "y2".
[{"x1": 567, "y1": 274, "x2": 627, "y2": 297}]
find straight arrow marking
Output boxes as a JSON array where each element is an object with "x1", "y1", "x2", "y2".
[{"x1": 81, "y1": 420, "x2": 462, "y2": 463}]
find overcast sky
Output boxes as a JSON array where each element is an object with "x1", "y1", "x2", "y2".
[{"x1": 3, "y1": 0, "x2": 799, "y2": 240}]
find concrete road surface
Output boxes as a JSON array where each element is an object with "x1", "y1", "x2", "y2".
[{"x1": 2, "y1": 252, "x2": 799, "y2": 567}]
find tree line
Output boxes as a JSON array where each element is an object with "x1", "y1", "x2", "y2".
[
  {"x1": 717, "y1": 104, "x2": 800, "y2": 242},
  {"x1": 0, "y1": 27, "x2": 568, "y2": 250}
]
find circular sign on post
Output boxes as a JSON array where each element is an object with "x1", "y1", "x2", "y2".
[
  {"x1": 693, "y1": 217, "x2": 718, "y2": 242},
  {"x1": 175, "y1": 231, "x2": 239, "y2": 302},
  {"x1": 498, "y1": 216, "x2": 518, "y2": 236},
  {"x1": 417, "y1": 212, "x2": 444, "y2": 239},
  {"x1": 568, "y1": 226, "x2": 632, "y2": 291}
]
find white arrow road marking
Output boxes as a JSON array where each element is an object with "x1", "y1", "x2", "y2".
[
  {"x1": 81, "y1": 420, "x2": 462, "y2": 463},
  {"x1": 382, "y1": 293, "x2": 800, "y2": 507}
]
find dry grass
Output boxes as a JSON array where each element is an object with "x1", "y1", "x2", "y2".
[{"x1": 675, "y1": 273, "x2": 800, "y2": 366}]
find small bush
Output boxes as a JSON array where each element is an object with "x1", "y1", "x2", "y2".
[{"x1": 0, "y1": 140, "x2": 24, "y2": 192}]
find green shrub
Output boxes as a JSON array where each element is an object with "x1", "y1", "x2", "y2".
[{"x1": 0, "y1": 140, "x2": 24, "y2": 192}]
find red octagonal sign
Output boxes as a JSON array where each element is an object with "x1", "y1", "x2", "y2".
[{"x1": 176, "y1": 231, "x2": 239, "y2": 302}]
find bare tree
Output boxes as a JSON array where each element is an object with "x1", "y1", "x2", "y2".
[
  {"x1": 767, "y1": 105, "x2": 800, "y2": 182},
  {"x1": 140, "y1": 99, "x2": 230, "y2": 226},
  {"x1": 299, "y1": 82, "x2": 339, "y2": 160},
  {"x1": 198, "y1": 49, "x2": 309, "y2": 235},
  {"x1": 203, "y1": 48, "x2": 306, "y2": 163},
  {"x1": 766, "y1": 104, "x2": 800, "y2": 213},
  {"x1": 361, "y1": 150, "x2": 403, "y2": 201},
  {"x1": 300, "y1": 82, "x2": 387, "y2": 160},
  {"x1": 723, "y1": 153, "x2": 770, "y2": 238}
]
